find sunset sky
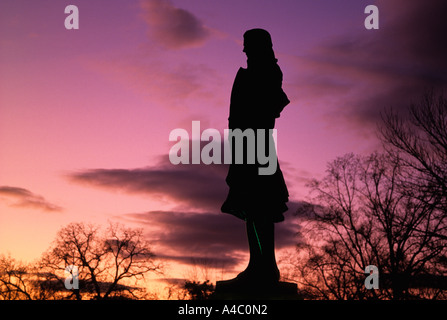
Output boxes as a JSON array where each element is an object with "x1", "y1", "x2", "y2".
[{"x1": 1, "y1": 0, "x2": 447, "y2": 292}]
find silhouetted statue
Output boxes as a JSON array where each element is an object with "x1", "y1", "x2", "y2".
[{"x1": 220, "y1": 29, "x2": 290, "y2": 289}]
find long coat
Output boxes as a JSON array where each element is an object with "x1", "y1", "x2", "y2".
[{"x1": 221, "y1": 63, "x2": 290, "y2": 223}]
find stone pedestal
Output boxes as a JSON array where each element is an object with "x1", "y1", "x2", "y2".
[{"x1": 211, "y1": 279, "x2": 301, "y2": 300}]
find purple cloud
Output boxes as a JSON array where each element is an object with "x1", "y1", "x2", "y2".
[
  {"x1": 0, "y1": 186, "x2": 63, "y2": 212},
  {"x1": 69, "y1": 158, "x2": 229, "y2": 212},
  {"x1": 119, "y1": 207, "x2": 303, "y2": 270},
  {"x1": 140, "y1": 0, "x2": 210, "y2": 49},
  {"x1": 68, "y1": 152, "x2": 305, "y2": 270},
  {"x1": 292, "y1": 0, "x2": 447, "y2": 133}
]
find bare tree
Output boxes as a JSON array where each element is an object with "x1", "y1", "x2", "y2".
[
  {"x1": 0, "y1": 254, "x2": 33, "y2": 300},
  {"x1": 183, "y1": 280, "x2": 214, "y2": 300},
  {"x1": 380, "y1": 91, "x2": 447, "y2": 217},
  {"x1": 295, "y1": 153, "x2": 447, "y2": 299},
  {"x1": 38, "y1": 222, "x2": 161, "y2": 300},
  {"x1": 181, "y1": 258, "x2": 220, "y2": 300}
]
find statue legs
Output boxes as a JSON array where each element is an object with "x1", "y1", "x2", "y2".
[{"x1": 237, "y1": 216, "x2": 280, "y2": 284}]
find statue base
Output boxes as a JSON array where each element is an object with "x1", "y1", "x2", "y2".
[{"x1": 211, "y1": 278, "x2": 301, "y2": 300}]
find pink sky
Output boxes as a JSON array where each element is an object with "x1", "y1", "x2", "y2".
[{"x1": 1, "y1": 0, "x2": 447, "y2": 291}]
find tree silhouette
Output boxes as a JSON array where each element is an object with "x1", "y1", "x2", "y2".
[
  {"x1": 1, "y1": 222, "x2": 161, "y2": 300},
  {"x1": 294, "y1": 152, "x2": 447, "y2": 299},
  {"x1": 380, "y1": 91, "x2": 447, "y2": 239},
  {"x1": 37, "y1": 222, "x2": 161, "y2": 300},
  {"x1": 0, "y1": 254, "x2": 34, "y2": 300},
  {"x1": 183, "y1": 280, "x2": 214, "y2": 300}
]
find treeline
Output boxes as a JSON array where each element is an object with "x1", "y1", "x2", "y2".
[
  {"x1": 0, "y1": 222, "x2": 161, "y2": 300},
  {"x1": 286, "y1": 92, "x2": 447, "y2": 299}
]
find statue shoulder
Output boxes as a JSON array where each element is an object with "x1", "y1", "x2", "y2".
[{"x1": 235, "y1": 67, "x2": 247, "y2": 78}]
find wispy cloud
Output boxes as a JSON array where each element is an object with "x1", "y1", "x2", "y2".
[
  {"x1": 139, "y1": 0, "x2": 211, "y2": 49},
  {"x1": 81, "y1": 0, "x2": 226, "y2": 111},
  {"x1": 119, "y1": 207, "x2": 303, "y2": 271},
  {"x1": 68, "y1": 156, "x2": 228, "y2": 212},
  {"x1": 68, "y1": 153, "x2": 304, "y2": 269},
  {"x1": 289, "y1": 0, "x2": 447, "y2": 133},
  {"x1": 122, "y1": 210, "x2": 246, "y2": 270},
  {"x1": 83, "y1": 45, "x2": 226, "y2": 111},
  {"x1": 0, "y1": 186, "x2": 63, "y2": 212}
]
